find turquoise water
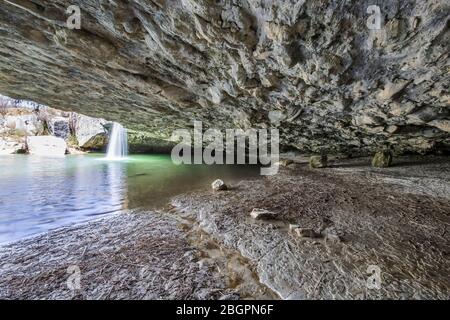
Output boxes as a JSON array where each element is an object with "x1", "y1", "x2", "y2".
[{"x1": 0, "y1": 154, "x2": 260, "y2": 244}]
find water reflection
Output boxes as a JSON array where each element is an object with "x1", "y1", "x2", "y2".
[
  {"x1": 0, "y1": 155, "x2": 129, "y2": 243},
  {"x1": 0, "y1": 154, "x2": 259, "y2": 244}
]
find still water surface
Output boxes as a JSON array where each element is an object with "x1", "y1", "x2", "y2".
[{"x1": 0, "y1": 154, "x2": 260, "y2": 244}]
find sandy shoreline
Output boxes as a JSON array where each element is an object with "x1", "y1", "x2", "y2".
[{"x1": 1, "y1": 155, "x2": 449, "y2": 299}]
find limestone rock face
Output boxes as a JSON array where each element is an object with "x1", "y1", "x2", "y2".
[
  {"x1": 211, "y1": 179, "x2": 227, "y2": 191},
  {"x1": 128, "y1": 130, "x2": 176, "y2": 153},
  {"x1": 48, "y1": 117, "x2": 70, "y2": 139},
  {"x1": 72, "y1": 113, "x2": 107, "y2": 149},
  {"x1": 309, "y1": 155, "x2": 328, "y2": 168},
  {"x1": 250, "y1": 208, "x2": 277, "y2": 220},
  {"x1": 0, "y1": 1, "x2": 449, "y2": 155},
  {"x1": 0, "y1": 137, "x2": 24, "y2": 155},
  {"x1": 26, "y1": 136, "x2": 67, "y2": 156}
]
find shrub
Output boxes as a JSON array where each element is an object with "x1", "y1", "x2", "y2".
[{"x1": 67, "y1": 134, "x2": 79, "y2": 147}]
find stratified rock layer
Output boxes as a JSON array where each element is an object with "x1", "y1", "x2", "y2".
[{"x1": 0, "y1": 1, "x2": 449, "y2": 154}]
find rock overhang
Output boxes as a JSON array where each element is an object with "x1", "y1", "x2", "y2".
[{"x1": 0, "y1": 0, "x2": 449, "y2": 155}]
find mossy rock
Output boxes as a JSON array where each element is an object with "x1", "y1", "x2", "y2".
[
  {"x1": 82, "y1": 134, "x2": 108, "y2": 150},
  {"x1": 67, "y1": 134, "x2": 79, "y2": 147},
  {"x1": 372, "y1": 150, "x2": 393, "y2": 167},
  {"x1": 279, "y1": 159, "x2": 294, "y2": 166},
  {"x1": 309, "y1": 155, "x2": 328, "y2": 168}
]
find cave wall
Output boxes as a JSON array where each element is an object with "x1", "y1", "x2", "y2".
[{"x1": 0, "y1": 0, "x2": 449, "y2": 155}]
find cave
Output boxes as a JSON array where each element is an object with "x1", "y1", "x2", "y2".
[{"x1": 0, "y1": 0, "x2": 449, "y2": 302}]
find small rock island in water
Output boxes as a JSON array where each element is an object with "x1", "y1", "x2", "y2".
[{"x1": 0, "y1": 0, "x2": 449, "y2": 303}]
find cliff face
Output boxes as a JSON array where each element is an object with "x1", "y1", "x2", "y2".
[{"x1": 0, "y1": 0, "x2": 449, "y2": 155}]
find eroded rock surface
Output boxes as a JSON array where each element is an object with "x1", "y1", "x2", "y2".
[
  {"x1": 172, "y1": 156, "x2": 450, "y2": 299},
  {"x1": 0, "y1": 211, "x2": 275, "y2": 300},
  {"x1": 0, "y1": 1, "x2": 449, "y2": 155}
]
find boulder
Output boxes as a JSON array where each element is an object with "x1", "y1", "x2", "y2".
[
  {"x1": 48, "y1": 116, "x2": 70, "y2": 139},
  {"x1": 278, "y1": 159, "x2": 294, "y2": 166},
  {"x1": 1, "y1": 2, "x2": 449, "y2": 156},
  {"x1": 250, "y1": 208, "x2": 277, "y2": 220},
  {"x1": 26, "y1": 136, "x2": 67, "y2": 156},
  {"x1": 72, "y1": 113, "x2": 108, "y2": 149},
  {"x1": 211, "y1": 179, "x2": 227, "y2": 191},
  {"x1": 372, "y1": 150, "x2": 393, "y2": 168},
  {"x1": 294, "y1": 228, "x2": 319, "y2": 238},
  {"x1": 309, "y1": 155, "x2": 328, "y2": 168}
]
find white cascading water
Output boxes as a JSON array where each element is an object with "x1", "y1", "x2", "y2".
[{"x1": 106, "y1": 122, "x2": 128, "y2": 160}]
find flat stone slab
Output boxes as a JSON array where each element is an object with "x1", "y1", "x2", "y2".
[
  {"x1": 172, "y1": 156, "x2": 450, "y2": 299},
  {"x1": 26, "y1": 135, "x2": 66, "y2": 156}
]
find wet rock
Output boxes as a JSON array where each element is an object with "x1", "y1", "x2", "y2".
[
  {"x1": 211, "y1": 179, "x2": 227, "y2": 191},
  {"x1": 372, "y1": 150, "x2": 393, "y2": 168},
  {"x1": 0, "y1": 212, "x2": 245, "y2": 300},
  {"x1": 26, "y1": 136, "x2": 67, "y2": 156},
  {"x1": 250, "y1": 208, "x2": 277, "y2": 220},
  {"x1": 309, "y1": 155, "x2": 328, "y2": 169}
]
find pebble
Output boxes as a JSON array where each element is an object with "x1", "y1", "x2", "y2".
[
  {"x1": 250, "y1": 208, "x2": 277, "y2": 220},
  {"x1": 211, "y1": 179, "x2": 227, "y2": 191}
]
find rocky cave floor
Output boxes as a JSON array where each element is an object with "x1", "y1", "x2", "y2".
[{"x1": 0, "y1": 155, "x2": 449, "y2": 300}]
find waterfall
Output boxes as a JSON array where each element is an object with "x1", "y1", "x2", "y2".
[{"x1": 106, "y1": 122, "x2": 128, "y2": 160}]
